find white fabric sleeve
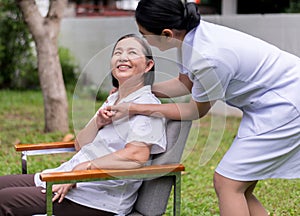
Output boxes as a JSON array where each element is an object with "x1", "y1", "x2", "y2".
[
  {"x1": 190, "y1": 55, "x2": 235, "y2": 102},
  {"x1": 126, "y1": 115, "x2": 167, "y2": 154}
]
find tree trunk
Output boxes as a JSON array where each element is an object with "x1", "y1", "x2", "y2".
[{"x1": 17, "y1": 0, "x2": 69, "y2": 133}]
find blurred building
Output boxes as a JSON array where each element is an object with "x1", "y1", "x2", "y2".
[{"x1": 36, "y1": 0, "x2": 298, "y2": 17}]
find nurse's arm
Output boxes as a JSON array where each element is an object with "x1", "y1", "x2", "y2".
[
  {"x1": 108, "y1": 98, "x2": 213, "y2": 121},
  {"x1": 131, "y1": 98, "x2": 212, "y2": 120},
  {"x1": 152, "y1": 73, "x2": 192, "y2": 98}
]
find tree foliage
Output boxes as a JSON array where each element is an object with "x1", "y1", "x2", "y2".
[
  {"x1": 0, "y1": 0, "x2": 78, "y2": 90},
  {"x1": 285, "y1": 0, "x2": 300, "y2": 13},
  {"x1": 0, "y1": 0, "x2": 37, "y2": 89}
]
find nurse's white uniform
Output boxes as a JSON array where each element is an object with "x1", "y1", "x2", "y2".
[{"x1": 181, "y1": 20, "x2": 300, "y2": 180}]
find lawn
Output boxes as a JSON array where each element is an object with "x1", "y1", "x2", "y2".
[{"x1": 0, "y1": 90, "x2": 299, "y2": 215}]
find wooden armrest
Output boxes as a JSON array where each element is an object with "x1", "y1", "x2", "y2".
[
  {"x1": 40, "y1": 164, "x2": 185, "y2": 182},
  {"x1": 15, "y1": 141, "x2": 75, "y2": 152}
]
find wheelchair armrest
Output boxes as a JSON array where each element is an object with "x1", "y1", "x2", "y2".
[
  {"x1": 40, "y1": 164, "x2": 185, "y2": 182},
  {"x1": 15, "y1": 141, "x2": 75, "y2": 152},
  {"x1": 15, "y1": 141, "x2": 76, "y2": 174}
]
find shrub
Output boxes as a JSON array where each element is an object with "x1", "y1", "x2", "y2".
[
  {"x1": 0, "y1": 0, "x2": 37, "y2": 89},
  {"x1": 0, "y1": 1, "x2": 79, "y2": 90},
  {"x1": 285, "y1": 0, "x2": 300, "y2": 13},
  {"x1": 59, "y1": 46, "x2": 79, "y2": 91}
]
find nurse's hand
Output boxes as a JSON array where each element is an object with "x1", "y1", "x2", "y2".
[
  {"x1": 109, "y1": 87, "x2": 118, "y2": 95},
  {"x1": 106, "y1": 102, "x2": 132, "y2": 121}
]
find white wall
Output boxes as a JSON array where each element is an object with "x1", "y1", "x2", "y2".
[{"x1": 59, "y1": 14, "x2": 300, "y2": 117}]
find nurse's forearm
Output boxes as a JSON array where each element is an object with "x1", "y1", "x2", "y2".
[
  {"x1": 152, "y1": 74, "x2": 192, "y2": 98},
  {"x1": 130, "y1": 100, "x2": 210, "y2": 120}
]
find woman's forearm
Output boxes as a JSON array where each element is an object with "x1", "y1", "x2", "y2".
[
  {"x1": 75, "y1": 118, "x2": 99, "y2": 150},
  {"x1": 76, "y1": 154, "x2": 143, "y2": 171},
  {"x1": 90, "y1": 154, "x2": 144, "y2": 170},
  {"x1": 75, "y1": 142, "x2": 151, "y2": 170}
]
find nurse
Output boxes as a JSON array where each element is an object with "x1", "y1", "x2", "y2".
[{"x1": 108, "y1": 0, "x2": 300, "y2": 215}]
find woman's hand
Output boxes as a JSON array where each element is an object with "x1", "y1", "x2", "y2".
[
  {"x1": 52, "y1": 183, "x2": 75, "y2": 203},
  {"x1": 50, "y1": 161, "x2": 92, "y2": 203},
  {"x1": 95, "y1": 109, "x2": 115, "y2": 128}
]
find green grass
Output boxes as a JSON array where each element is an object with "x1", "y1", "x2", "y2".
[{"x1": 0, "y1": 90, "x2": 299, "y2": 215}]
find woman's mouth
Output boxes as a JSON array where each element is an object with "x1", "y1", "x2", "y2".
[{"x1": 117, "y1": 64, "x2": 131, "y2": 70}]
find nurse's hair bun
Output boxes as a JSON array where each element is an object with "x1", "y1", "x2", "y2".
[{"x1": 184, "y1": 2, "x2": 201, "y2": 32}]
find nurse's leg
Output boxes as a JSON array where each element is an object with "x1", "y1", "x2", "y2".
[
  {"x1": 213, "y1": 172, "x2": 267, "y2": 216},
  {"x1": 244, "y1": 181, "x2": 268, "y2": 216}
]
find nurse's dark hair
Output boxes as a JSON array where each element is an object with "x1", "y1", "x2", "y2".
[
  {"x1": 135, "y1": 0, "x2": 201, "y2": 35},
  {"x1": 111, "y1": 33, "x2": 155, "y2": 88}
]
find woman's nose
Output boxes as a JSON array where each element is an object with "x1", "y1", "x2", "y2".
[{"x1": 119, "y1": 52, "x2": 129, "y2": 61}]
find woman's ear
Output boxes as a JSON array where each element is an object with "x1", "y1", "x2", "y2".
[{"x1": 145, "y1": 59, "x2": 154, "y2": 73}]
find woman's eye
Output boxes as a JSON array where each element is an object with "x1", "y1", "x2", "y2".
[
  {"x1": 114, "y1": 51, "x2": 121, "y2": 55},
  {"x1": 129, "y1": 51, "x2": 137, "y2": 55}
]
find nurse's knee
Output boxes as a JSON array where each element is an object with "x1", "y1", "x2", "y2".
[
  {"x1": 213, "y1": 171, "x2": 225, "y2": 196},
  {"x1": 214, "y1": 172, "x2": 257, "y2": 196}
]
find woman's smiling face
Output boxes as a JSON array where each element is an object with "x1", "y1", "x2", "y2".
[{"x1": 111, "y1": 37, "x2": 152, "y2": 86}]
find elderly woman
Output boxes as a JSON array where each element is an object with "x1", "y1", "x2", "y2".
[{"x1": 0, "y1": 34, "x2": 166, "y2": 216}]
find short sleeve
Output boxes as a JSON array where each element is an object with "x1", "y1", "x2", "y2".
[
  {"x1": 189, "y1": 56, "x2": 234, "y2": 102},
  {"x1": 126, "y1": 115, "x2": 166, "y2": 154}
]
